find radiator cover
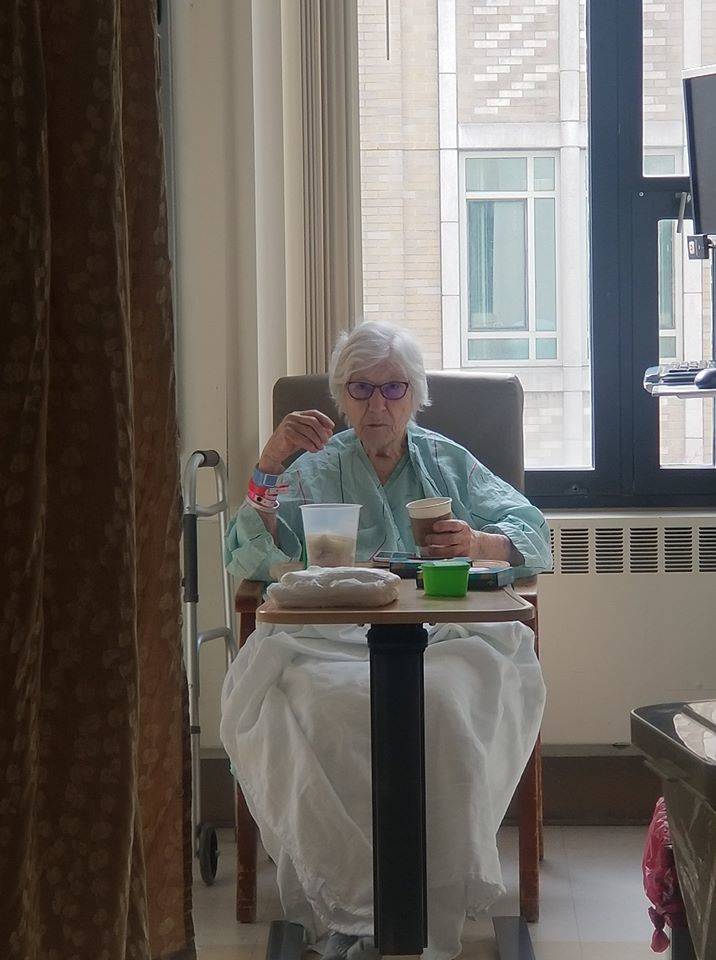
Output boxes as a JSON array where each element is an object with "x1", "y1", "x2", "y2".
[
  {"x1": 537, "y1": 511, "x2": 716, "y2": 744},
  {"x1": 546, "y1": 512, "x2": 716, "y2": 575}
]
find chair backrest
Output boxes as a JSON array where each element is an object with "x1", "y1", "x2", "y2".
[{"x1": 273, "y1": 371, "x2": 525, "y2": 492}]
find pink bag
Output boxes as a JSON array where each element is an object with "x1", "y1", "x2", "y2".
[{"x1": 642, "y1": 797, "x2": 688, "y2": 952}]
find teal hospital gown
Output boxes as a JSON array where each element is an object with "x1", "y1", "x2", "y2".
[{"x1": 224, "y1": 422, "x2": 552, "y2": 582}]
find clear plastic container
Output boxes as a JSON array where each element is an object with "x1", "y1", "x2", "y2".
[{"x1": 300, "y1": 503, "x2": 362, "y2": 567}]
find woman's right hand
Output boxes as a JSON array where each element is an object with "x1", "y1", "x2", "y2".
[{"x1": 258, "y1": 409, "x2": 335, "y2": 473}]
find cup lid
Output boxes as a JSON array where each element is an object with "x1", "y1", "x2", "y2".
[
  {"x1": 407, "y1": 497, "x2": 451, "y2": 516},
  {"x1": 421, "y1": 558, "x2": 470, "y2": 568},
  {"x1": 406, "y1": 497, "x2": 451, "y2": 509},
  {"x1": 300, "y1": 503, "x2": 361, "y2": 510}
]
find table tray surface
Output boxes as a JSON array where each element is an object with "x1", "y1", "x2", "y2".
[{"x1": 256, "y1": 580, "x2": 535, "y2": 625}]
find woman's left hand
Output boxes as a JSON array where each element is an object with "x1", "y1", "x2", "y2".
[
  {"x1": 424, "y1": 520, "x2": 517, "y2": 562},
  {"x1": 422, "y1": 519, "x2": 476, "y2": 559}
]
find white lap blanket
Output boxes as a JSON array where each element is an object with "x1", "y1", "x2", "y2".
[{"x1": 220, "y1": 620, "x2": 545, "y2": 960}]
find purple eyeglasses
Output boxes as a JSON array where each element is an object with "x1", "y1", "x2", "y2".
[{"x1": 346, "y1": 380, "x2": 410, "y2": 401}]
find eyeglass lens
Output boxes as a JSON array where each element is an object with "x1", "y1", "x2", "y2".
[{"x1": 347, "y1": 381, "x2": 409, "y2": 400}]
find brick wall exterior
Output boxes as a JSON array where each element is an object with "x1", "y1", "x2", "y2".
[
  {"x1": 357, "y1": 0, "x2": 442, "y2": 368},
  {"x1": 702, "y1": 0, "x2": 716, "y2": 60},
  {"x1": 579, "y1": 0, "x2": 587, "y2": 122},
  {"x1": 457, "y1": 0, "x2": 560, "y2": 122},
  {"x1": 643, "y1": 0, "x2": 683, "y2": 125}
]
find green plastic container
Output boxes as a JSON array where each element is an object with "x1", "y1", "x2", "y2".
[{"x1": 420, "y1": 559, "x2": 470, "y2": 597}]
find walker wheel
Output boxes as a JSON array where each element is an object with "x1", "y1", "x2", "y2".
[{"x1": 198, "y1": 823, "x2": 219, "y2": 884}]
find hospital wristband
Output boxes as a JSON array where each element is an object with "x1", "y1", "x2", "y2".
[
  {"x1": 245, "y1": 475, "x2": 276, "y2": 509},
  {"x1": 246, "y1": 475, "x2": 290, "y2": 512},
  {"x1": 252, "y1": 465, "x2": 284, "y2": 487},
  {"x1": 245, "y1": 493, "x2": 280, "y2": 513}
]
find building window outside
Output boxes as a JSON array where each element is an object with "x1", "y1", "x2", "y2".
[
  {"x1": 657, "y1": 220, "x2": 678, "y2": 361},
  {"x1": 644, "y1": 153, "x2": 681, "y2": 364},
  {"x1": 461, "y1": 154, "x2": 559, "y2": 367}
]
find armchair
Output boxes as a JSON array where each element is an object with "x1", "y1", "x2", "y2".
[{"x1": 233, "y1": 371, "x2": 544, "y2": 924}]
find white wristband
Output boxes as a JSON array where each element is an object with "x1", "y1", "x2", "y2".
[{"x1": 245, "y1": 495, "x2": 280, "y2": 514}]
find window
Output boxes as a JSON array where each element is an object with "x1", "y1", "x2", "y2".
[
  {"x1": 462, "y1": 155, "x2": 558, "y2": 366},
  {"x1": 639, "y1": 7, "x2": 716, "y2": 473},
  {"x1": 578, "y1": 0, "x2": 715, "y2": 508},
  {"x1": 356, "y1": 0, "x2": 715, "y2": 504},
  {"x1": 644, "y1": 155, "x2": 679, "y2": 362},
  {"x1": 356, "y1": 0, "x2": 592, "y2": 473},
  {"x1": 657, "y1": 219, "x2": 677, "y2": 362}
]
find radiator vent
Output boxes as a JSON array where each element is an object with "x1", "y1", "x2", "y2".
[
  {"x1": 559, "y1": 527, "x2": 589, "y2": 574},
  {"x1": 629, "y1": 528, "x2": 659, "y2": 573},
  {"x1": 543, "y1": 527, "x2": 556, "y2": 573},
  {"x1": 548, "y1": 516, "x2": 716, "y2": 575},
  {"x1": 664, "y1": 527, "x2": 693, "y2": 573},
  {"x1": 595, "y1": 528, "x2": 625, "y2": 573},
  {"x1": 700, "y1": 526, "x2": 716, "y2": 572}
]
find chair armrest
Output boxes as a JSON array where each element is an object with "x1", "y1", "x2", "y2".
[
  {"x1": 513, "y1": 576, "x2": 539, "y2": 654},
  {"x1": 513, "y1": 575, "x2": 538, "y2": 602},
  {"x1": 234, "y1": 579, "x2": 264, "y2": 614}
]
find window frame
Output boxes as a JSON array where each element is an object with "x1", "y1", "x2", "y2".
[
  {"x1": 528, "y1": 0, "x2": 716, "y2": 508},
  {"x1": 459, "y1": 151, "x2": 561, "y2": 370}
]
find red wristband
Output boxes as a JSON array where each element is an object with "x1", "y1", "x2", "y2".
[{"x1": 246, "y1": 478, "x2": 278, "y2": 511}]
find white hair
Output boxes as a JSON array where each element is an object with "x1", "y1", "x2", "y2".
[{"x1": 328, "y1": 320, "x2": 431, "y2": 417}]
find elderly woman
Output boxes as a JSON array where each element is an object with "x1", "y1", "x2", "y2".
[{"x1": 221, "y1": 322, "x2": 551, "y2": 960}]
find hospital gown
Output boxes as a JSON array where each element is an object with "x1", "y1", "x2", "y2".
[
  {"x1": 224, "y1": 423, "x2": 551, "y2": 582},
  {"x1": 221, "y1": 423, "x2": 551, "y2": 960}
]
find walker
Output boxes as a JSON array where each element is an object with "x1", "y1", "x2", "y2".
[{"x1": 182, "y1": 450, "x2": 237, "y2": 884}]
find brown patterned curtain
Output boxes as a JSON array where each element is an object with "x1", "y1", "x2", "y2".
[{"x1": 0, "y1": 2, "x2": 194, "y2": 959}]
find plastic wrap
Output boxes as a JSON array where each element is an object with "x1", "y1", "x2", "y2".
[
  {"x1": 663, "y1": 780, "x2": 716, "y2": 960},
  {"x1": 642, "y1": 797, "x2": 688, "y2": 952},
  {"x1": 265, "y1": 566, "x2": 402, "y2": 608}
]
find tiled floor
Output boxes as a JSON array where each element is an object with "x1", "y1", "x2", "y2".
[{"x1": 193, "y1": 826, "x2": 658, "y2": 960}]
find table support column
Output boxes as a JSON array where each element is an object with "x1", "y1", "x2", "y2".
[{"x1": 367, "y1": 622, "x2": 429, "y2": 958}]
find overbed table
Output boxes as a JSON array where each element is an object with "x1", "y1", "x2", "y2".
[{"x1": 256, "y1": 580, "x2": 537, "y2": 960}]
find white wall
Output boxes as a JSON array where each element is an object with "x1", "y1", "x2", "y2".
[
  {"x1": 172, "y1": 0, "x2": 307, "y2": 748},
  {"x1": 538, "y1": 572, "x2": 715, "y2": 744},
  {"x1": 172, "y1": 1, "x2": 234, "y2": 749}
]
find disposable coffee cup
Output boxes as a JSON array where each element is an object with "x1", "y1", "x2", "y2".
[{"x1": 406, "y1": 497, "x2": 452, "y2": 556}]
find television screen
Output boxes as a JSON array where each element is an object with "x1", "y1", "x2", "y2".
[{"x1": 683, "y1": 65, "x2": 716, "y2": 236}]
